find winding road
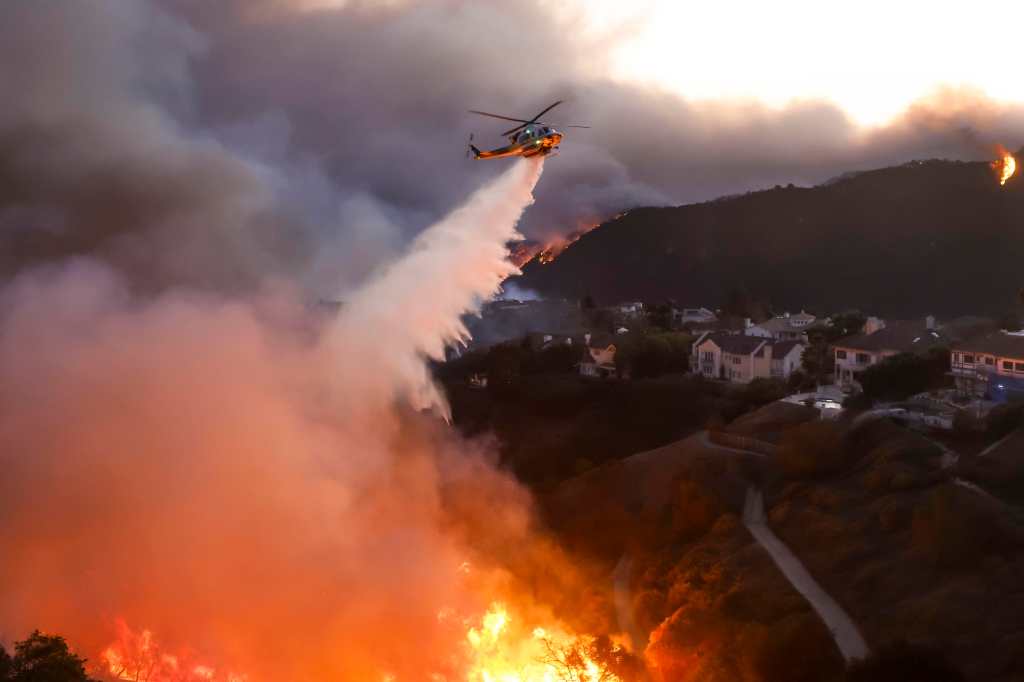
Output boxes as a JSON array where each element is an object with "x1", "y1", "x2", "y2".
[{"x1": 742, "y1": 488, "x2": 870, "y2": 662}]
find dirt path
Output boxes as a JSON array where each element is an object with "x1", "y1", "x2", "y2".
[{"x1": 742, "y1": 488, "x2": 870, "y2": 662}]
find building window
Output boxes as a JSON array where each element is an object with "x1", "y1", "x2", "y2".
[
  {"x1": 732, "y1": 356, "x2": 741, "y2": 365},
  {"x1": 1003, "y1": 360, "x2": 1013, "y2": 371},
  {"x1": 985, "y1": 357, "x2": 995, "y2": 366},
  {"x1": 836, "y1": 350, "x2": 847, "y2": 359},
  {"x1": 856, "y1": 353, "x2": 870, "y2": 364},
  {"x1": 1016, "y1": 362, "x2": 1024, "y2": 372},
  {"x1": 702, "y1": 351, "x2": 714, "y2": 362},
  {"x1": 963, "y1": 354, "x2": 975, "y2": 364}
]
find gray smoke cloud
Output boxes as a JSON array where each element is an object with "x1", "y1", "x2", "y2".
[{"x1": 4, "y1": 0, "x2": 1024, "y2": 296}]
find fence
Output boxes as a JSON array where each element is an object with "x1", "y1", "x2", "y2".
[{"x1": 708, "y1": 429, "x2": 779, "y2": 456}]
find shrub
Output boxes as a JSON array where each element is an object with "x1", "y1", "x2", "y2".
[
  {"x1": 910, "y1": 487, "x2": 1009, "y2": 568},
  {"x1": 673, "y1": 479, "x2": 724, "y2": 540},
  {"x1": 859, "y1": 349, "x2": 950, "y2": 402},
  {"x1": 752, "y1": 613, "x2": 844, "y2": 682},
  {"x1": 776, "y1": 421, "x2": 846, "y2": 479},
  {"x1": 845, "y1": 640, "x2": 965, "y2": 681},
  {"x1": 986, "y1": 402, "x2": 1024, "y2": 441}
]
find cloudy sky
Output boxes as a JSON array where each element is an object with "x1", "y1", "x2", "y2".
[{"x1": 3, "y1": 0, "x2": 1023, "y2": 296}]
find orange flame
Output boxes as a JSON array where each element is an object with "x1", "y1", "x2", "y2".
[
  {"x1": 461, "y1": 602, "x2": 622, "y2": 682},
  {"x1": 993, "y1": 147, "x2": 1017, "y2": 186},
  {"x1": 100, "y1": 605, "x2": 626, "y2": 682},
  {"x1": 101, "y1": 621, "x2": 247, "y2": 682}
]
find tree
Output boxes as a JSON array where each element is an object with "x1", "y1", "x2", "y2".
[
  {"x1": 486, "y1": 344, "x2": 523, "y2": 396},
  {"x1": 777, "y1": 420, "x2": 846, "y2": 479},
  {"x1": 858, "y1": 349, "x2": 949, "y2": 402},
  {"x1": 6, "y1": 632, "x2": 98, "y2": 682},
  {"x1": 826, "y1": 312, "x2": 867, "y2": 341},
  {"x1": 800, "y1": 341, "x2": 833, "y2": 386},
  {"x1": 645, "y1": 301, "x2": 674, "y2": 331}
]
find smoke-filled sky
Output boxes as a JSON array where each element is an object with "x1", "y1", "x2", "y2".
[{"x1": 4, "y1": 0, "x2": 1024, "y2": 298}]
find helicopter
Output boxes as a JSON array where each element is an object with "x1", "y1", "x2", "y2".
[{"x1": 467, "y1": 100, "x2": 589, "y2": 160}]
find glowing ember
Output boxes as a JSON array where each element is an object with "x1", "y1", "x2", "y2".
[
  {"x1": 101, "y1": 621, "x2": 247, "y2": 682},
  {"x1": 993, "y1": 147, "x2": 1017, "y2": 186}
]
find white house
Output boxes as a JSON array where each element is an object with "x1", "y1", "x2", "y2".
[
  {"x1": 745, "y1": 311, "x2": 817, "y2": 342},
  {"x1": 951, "y1": 333, "x2": 1024, "y2": 404},
  {"x1": 616, "y1": 301, "x2": 644, "y2": 317},
  {"x1": 692, "y1": 332, "x2": 805, "y2": 383},
  {"x1": 674, "y1": 307, "x2": 717, "y2": 326},
  {"x1": 833, "y1": 317, "x2": 946, "y2": 390}
]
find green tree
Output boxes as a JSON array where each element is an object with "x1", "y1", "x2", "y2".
[{"x1": 7, "y1": 632, "x2": 97, "y2": 682}]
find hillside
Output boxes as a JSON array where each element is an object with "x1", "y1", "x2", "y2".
[
  {"x1": 542, "y1": 405, "x2": 1024, "y2": 681},
  {"x1": 514, "y1": 157, "x2": 1024, "y2": 317}
]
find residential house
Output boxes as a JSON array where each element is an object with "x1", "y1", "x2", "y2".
[
  {"x1": 616, "y1": 301, "x2": 644, "y2": 317},
  {"x1": 526, "y1": 331, "x2": 582, "y2": 351},
  {"x1": 580, "y1": 333, "x2": 618, "y2": 379},
  {"x1": 833, "y1": 317, "x2": 947, "y2": 390},
  {"x1": 951, "y1": 333, "x2": 1024, "y2": 403},
  {"x1": 674, "y1": 306, "x2": 717, "y2": 326},
  {"x1": 745, "y1": 311, "x2": 818, "y2": 342},
  {"x1": 692, "y1": 332, "x2": 805, "y2": 383}
]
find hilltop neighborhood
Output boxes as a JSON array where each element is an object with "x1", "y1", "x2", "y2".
[{"x1": 445, "y1": 297, "x2": 1024, "y2": 430}]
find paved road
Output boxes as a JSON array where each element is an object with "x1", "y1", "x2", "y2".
[{"x1": 743, "y1": 488, "x2": 870, "y2": 662}]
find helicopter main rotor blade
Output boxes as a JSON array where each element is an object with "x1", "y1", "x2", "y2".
[
  {"x1": 468, "y1": 110, "x2": 533, "y2": 124},
  {"x1": 528, "y1": 100, "x2": 563, "y2": 124},
  {"x1": 564, "y1": 125, "x2": 591, "y2": 129}
]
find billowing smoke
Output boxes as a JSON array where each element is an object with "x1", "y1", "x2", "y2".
[
  {"x1": 0, "y1": 159, "x2": 603, "y2": 680},
  {"x1": 5, "y1": 2, "x2": 1024, "y2": 299}
]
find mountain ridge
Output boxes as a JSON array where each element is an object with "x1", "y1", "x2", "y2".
[{"x1": 513, "y1": 156, "x2": 1024, "y2": 317}]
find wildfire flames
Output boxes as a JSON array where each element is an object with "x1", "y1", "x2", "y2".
[
  {"x1": 513, "y1": 218, "x2": 610, "y2": 268},
  {"x1": 993, "y1": 147, "x2": 1017, "y2": 186},
  {"x1": 101, "y1": 604, "x2": 623, "y2": 682},
  {"x1": 462, "y1": 603, "x2": 620, "y2": 682},
  {"x1": 101, "y1": 621, "x2": 247, "y2": 682}
]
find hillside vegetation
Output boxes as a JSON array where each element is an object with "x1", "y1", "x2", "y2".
[{"x1": 515, "y1": 158, "x2": 1024, "y2": 317}]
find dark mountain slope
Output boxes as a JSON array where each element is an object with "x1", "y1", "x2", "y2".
[{"x1": 515, "y1": 157, "x2": 1024, "y2": 317}]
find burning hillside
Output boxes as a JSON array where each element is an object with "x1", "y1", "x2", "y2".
[
  {"x1": 0, "y1": 159, "x2": 639, "y2": 681},
  {"x1": 512, "y1": 218, "x2": 612, "y2": 268}
]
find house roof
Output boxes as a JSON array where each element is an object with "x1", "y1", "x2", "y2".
[
  {"x1": 754, "y1": 314, "x2": 815, "y2": 333},
  {"x1": 706, "y1": 334, "x2": 766, "y2": 356},
  {"x1": 940, "y1": 316, "x2": 997, "y2": 342},
  {"x1": 771, "y1": 340, "x2": 804, "y2": 358},
  {"x1": 835, "y1": 320, "x2": 947, "y2": 354},
  {"x1": 952, "y1": 333, "x2": 1024, "y2": 359},
  {"x1": 587, "y1": 332, "x2": 616, "y2": 349}
]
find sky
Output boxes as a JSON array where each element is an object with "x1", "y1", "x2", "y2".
[
  {"x1": 588, "y1": 0, "x2": 1022, "y2": 125},
  {"x1": 2, "y1": 0, "x2": 1024, "y2": 298}
]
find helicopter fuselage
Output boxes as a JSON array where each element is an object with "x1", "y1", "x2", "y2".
[{"x1": 470, "y1": 125, "x2": 563, "y2": 160}]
